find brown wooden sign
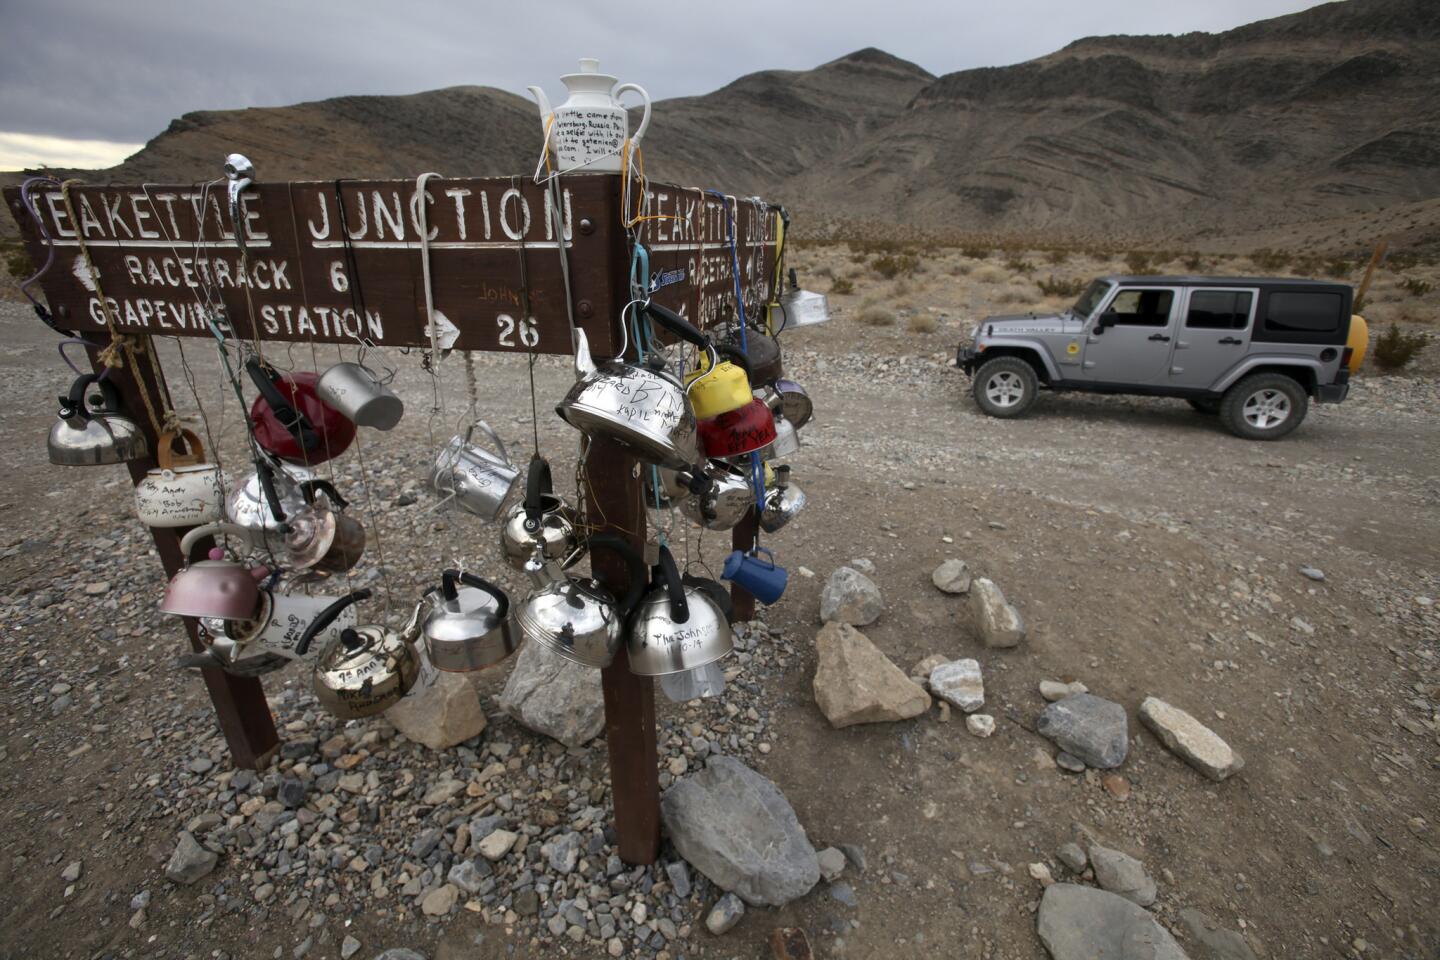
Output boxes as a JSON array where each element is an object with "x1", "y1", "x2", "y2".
[{"x1": 4, "y1": 176, "x2": 778, "y2": 355}]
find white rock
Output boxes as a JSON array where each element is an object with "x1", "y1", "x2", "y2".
[
  {"x1": 970, "y1": 578, "x2": 1025, "y2": 647},
  {"x1": 1139, "y1": 696, "x2": 1244, "y2": 781},
  {"x1": 498, "y1": 641, "x2": 606, "y2": 747},
  {"x1": 966, "y1": 714, "x2": 996, "y2": 738},
  {"x1": 812, "y1": 622, "x2": 929, "y2": 727},
  {"x1": 931, "y1": 559, "x2": 972, "y2": 594},
  {"x1": 929, "y1": 659, "x2": 985, "y2": 713},
  {"x1": 386, "y1": 661, "x2": 487, "y2": 751},
  {"x1": 476, "y1": 829, "x2": 519, "y2": 861},
  {"x1": 1040, "y1": 679, "x2": 1088, "y2": 701},
  {"x1": 820, "y1": 567, "x2": 884, "y2": 626}
]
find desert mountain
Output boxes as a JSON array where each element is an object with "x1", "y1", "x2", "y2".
[{"x1": 10, "y1": 0, "x2": 1440, "y2": 251}]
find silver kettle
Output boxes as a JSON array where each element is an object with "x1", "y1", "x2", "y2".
[
  {"x1": 48, "y1": 374, "x2": 149, "y2": 466},
  {"x1": 759, "y1": 465, "x2": 807, "y2": 533},
  {"x1": 297, "y1": 589, "x2": 424, "y2": 720},
  {"x1": 422, "y1": 569, "x2": 520, "y2": 672},
  {"x1": 626, "y1": 545, "x2": 734, "y2": 677},
  {"x1": 515, "y1": 534, "x2": 646, "y2": 669},
  {"x1": 226, "y1": 458, "x2": 315, "y2": 552},
  {"x1": 500, "y1": 457, "x2": 585, "y2": 571},
  {"x1": 667, "y1": 460, "x2": 755, "y2": 531}
]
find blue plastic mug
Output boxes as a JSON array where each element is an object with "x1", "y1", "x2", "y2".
[{"x1": 721, "y1": 547, "x2": 788, "y2": 605}]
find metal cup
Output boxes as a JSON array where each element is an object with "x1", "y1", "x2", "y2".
[
  {"x1": 316, "y1": 362, "x2": 404, "y2": 430},
  {"x1": 429, "y1": 421, "x2": 522, "y2": 521}
]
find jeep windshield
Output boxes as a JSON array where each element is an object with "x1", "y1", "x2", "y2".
[{"x1": 1072, "y1": 280, "x2": 1112, "y2": 319}]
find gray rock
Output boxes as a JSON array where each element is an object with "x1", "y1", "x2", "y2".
[
  {"x1": 386, "y1": 664, "x2": 487, "y2": 750},
  {"x1": 661, "y1": 756, "x2": 820, "y2": 906},
  {"x1": 1299, "y1": 566, "x2": 1325, "y2": 582},
  {"x1": 931, "y1": 559, "x2": 972, "y2": 594},
  {"x1": 839, "y1": 843, "x2": 867, "y2": 873},
  {"x1": 164, "y1": 831, "x2": 218, "y2": 885},
  {"x1": 340, "y1": 936, "x2": 361, "y2": 959},
  {"x1": 816, "y1": 847, "x2": 846, "y2": 882},
  {"x1": 828, "y1": 881, "x2": 858, "y2": 907},
  {"x1": 848, "y1": 557, "x2": 877, "y2": 575},
  {"x1": 1139, "y1": 697, "x2": 1244, "y2": 782},
  {"x1": 60, "y1": 861, "x2": 82, "y2": 883},
  {"x1": 372, "y1": 951, "x2": 427, "y2": 960},
  {"x1": 970, "y1": 577, "x2": 1025, "y2": 647},
  {"x1": 929, "y1": 659, "x2": 984, "y2": 712},
  {"x1": 1040, "y1": 680, "x2": 1088, "y2": 702},
  {"x1": 1037, "y1": 694, "x2": 1129, "y2": 769},
  {"x1": 1088, "y1": 844, "x2": 1157, "y2": 906},
  {"x1": 447, "y1": 859, "x2": 489, "y2": 895},
  {"x1": 420, "y1": 883, "x2": 458, "y2": 916},
  {"x1": 1179, "y1": 909, "x2": 1258, "y2": 960},
  {"x1": 1055, "y1": 752, "x2": 1086, "y2": 773},
  {"x1": 129, "y1": 890, "x2": 151, "y2": 910},
  {"x1": 820, "y1": 567, "x2": 884, "y2": 626},
  {"x1": 498, "y1": 642, "x2": 606, "y2": 747},
  {"x1": 666, "y1": 860, "x2": 692, "y2": 899},
  {"x1": 188, "y1": 757, "x2": 214, "y2": 775},
  {"x1": 1037, "y1": 884, "x2": 1188, "y2": 960},
  {"x1": 812, "y1": 622, "x2": 929, "y2": 727},
  {"x1": 513, "y1": 889, "x2": 539, "y2": 915},
  {"x1": 705, "y1": 893, "x2": 745, "y2": 935},
  {"x1": 1056, "y1": 843, "x2": 1087, "y2": 873},
  {"x1": 542, "y1": 832, "x2": 582, "y2": 875},
  {"x1": 278, "y1": 778, "x2": 307, "y2": 808}
]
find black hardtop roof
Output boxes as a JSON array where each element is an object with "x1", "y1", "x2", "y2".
[{"x1": 1098, "y1": 275, "x2": 1352, "y2": 290}]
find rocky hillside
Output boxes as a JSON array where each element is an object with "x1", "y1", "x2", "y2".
[{"x1": 7, "y1": 0, "x2": 1439, "y2": 252}]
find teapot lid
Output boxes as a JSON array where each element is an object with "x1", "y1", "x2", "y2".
[{"x1": 562, "y1": 57, "x2": 617, "y2": 86}]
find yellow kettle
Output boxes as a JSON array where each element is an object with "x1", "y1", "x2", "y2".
[{"x1": 685, "y1": 350, "x2": 753, "y2": 419}]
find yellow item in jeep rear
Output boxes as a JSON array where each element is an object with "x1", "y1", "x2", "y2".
[{"x1": 1347, "y1": 314, "x2": 1368, "y2": 373}]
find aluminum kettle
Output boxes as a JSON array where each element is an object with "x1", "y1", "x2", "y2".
[
  {"x1": 515, "y1": 534, "x2": 646, "y2": 669},
  {"x1": 626, "y1": 545, "x2": 734, "y2": 677},
  {"x1": 297, "y1": 589, "x2": 424, "y2": 720},
  {"x1": 47, "y1": 374, "x2": 149, "y2": 466},
  {"x1": 500, "y1": 457, "x2": 585, "y2": 571}
]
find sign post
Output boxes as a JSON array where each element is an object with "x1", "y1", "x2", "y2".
[{"x1": 6, "y1": 173, "x2": 776, "y2": 862}]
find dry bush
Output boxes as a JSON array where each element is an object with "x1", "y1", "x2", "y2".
[
  {"x1": 961, "y1": 245, "x2": 991, "y2": 260},
  {"x1": 996, "y1": 287, "x2": 1032, "y2": 305},
  {"x1": 815, "y1": 265, "x2": 835, "y2": 279},
  {"x1": 1004, "y1": 257, "x2": 1035, "y2": 275},
  {"x1": 858, "y1": 303, "x2": 894, "y2": 327},
  {"x1": 1183, "y1": 253, "x2": 1207, "y2": 272},
  {"x1": 973, "y1": 264, "x2": 1007, "y2": 284},
  {"x1": 1250, "y1": 248, "x2": 1292, "y2": 272},
  {"x1": 949, "y1": 260, "x2": 974, "y2": 276},
  {"x1": 873, "y1": 253, "x2": 920, "y2": 279},
  {"x1": 1373, "y1": 324, "x2": 1428, "y2": 370},
  {"x1": 3, "y1": 243, "x2": 31, "y2": 280},
  {"x1": 1037, "y1": 276, "x2": 1087, "y2": 297},
  {"x1": 1123, "y1": 250, "x2": 1156, "y2": 274},
  {"x1": 1325, "y1": 258, "x2": 1352, "y2": 278},
  {"x1": 830, "y1": 276, "x2": 855, "y2": 295},
  {"x1": 907, "y1": 314, "x2": 939, "y2": 333},
  {"x1": 1400, "y1": 277, "x2": 1434, "y2": 297},
  {"x1": 1045, "y1": 248, "x2": 1071, "y2": 265}
]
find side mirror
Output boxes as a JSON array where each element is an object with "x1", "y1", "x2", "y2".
[{"x1": 1093, "y1": 314, "x2": 1112, "y2": 334}]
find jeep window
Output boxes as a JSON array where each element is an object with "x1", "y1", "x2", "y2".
[
  {"x1": 1186, "y1": 290, "x2": 1254, "y2": 330},
  {"x1": 1101, "y1": 289, "x2": 1174, "y2": 327},
  {"x1": 1263, "y1": 292, "x2": 1342, "y2": 333},
  {"x1": 1072, "y1": 280, "x2": 1111, "y2": 318}
]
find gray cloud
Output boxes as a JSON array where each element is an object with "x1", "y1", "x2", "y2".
[{"x1": 2, "y1": 0, "x2": 1322, "y2": 143}]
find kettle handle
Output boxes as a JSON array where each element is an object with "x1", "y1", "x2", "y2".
[
  {"x1": 462, "y1": 419, "x2": 511, "y2": 467},
  {"x1": 587, "y1": 533, "x2": 648, "y2": 618},
  {"x1": 301, "y1": 479, "x2": 349, "y2": 510},
  {"x1": 643, "y1": 302, "x2": 709, "y2": 349},
  {"x1": 90, "y1": 375, "x2": 125, "y2": 414},
  {"x1": 295, "y1": 588, "x2": 372, "y2": 656},
  {"x1": 613, "y1": 82, "x2": 651, "y2": 143},
  {"x1": 179, "y1": 522, "x2": 255, "y2": 559},
  {"x1": 60, "y1": 373, "x2": 99, "y2": 419},
  {"x1": 524, "y1": 456, "x2": 552, "y2": 525},
  {"x1": 246, "y1": 357, "x2": 320, "y2": 452},
  {"x1": 255, "y1": 459, "x2": 287, "y2": 523},
  {"x1": 441, "y1": 570, "x2": 510, "y2": 619},
  {"x1": 654, "y1": 544, "x2": 690, "y2": 624},
  {"x1": 157, "y1": 428, "x2": 207, "y2": 470}
]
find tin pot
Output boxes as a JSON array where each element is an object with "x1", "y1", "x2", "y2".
[
  {"x1": 134, "y1": 429, "x2": 225, "y2": 528},
  {"x1": 770, "y1": 379, "x2": 813, "y2": 429},
  {"x1": 759, "y1": 465, "x2": 807, "y2": 533},
  {"x1": 47, "y1": 374, "x2": 149, "y2": 466},
  {"x1": 247, "y1": 361, "x2": 356, "y2": 465},
  {"x1": 316, "y1": 362, "x2": 404, "y2": 431},
  {"x1": 430, "y1": 420, "x2": 522, "y2": 521},
  {"x1": 626, "y1": 546, "x2": 733, "y2": 677},
  {"x1": 200, "y1": 588, "x2": 359, "y2": 661},
  {"x1": 500, "y1": 457, "x2": 585, "y2": 570},
  {"x1": 684, "y1": 352, "x2": 752, "y2": 420},
  {"x1": 515, "y1": 534, "x2": 646, "y2": 669},
  {"x1": 422, "y1": 570, "x2": 519, "y2": 672},
  {"x1": 284, "y1": 482, "x2": 365, "y2": 575},
  {"x1": 298, "y1": 589, "x2": 423, "y2": 720}
]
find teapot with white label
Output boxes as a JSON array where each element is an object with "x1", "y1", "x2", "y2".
[{"x1": 528, "y1": 58, "x2": 651, "y2": 174}]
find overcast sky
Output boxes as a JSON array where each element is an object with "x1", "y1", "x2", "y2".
[{"x1": 2, "y1": 0, "x2": 1324, "y2": 168}]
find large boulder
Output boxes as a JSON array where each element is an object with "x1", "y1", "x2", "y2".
[
  {"x1": 1139, "y1": 697, "x2": 1244, "y2": 781},
  {"x1": 820, "y1": 566, "x2": 884, "y2": 626},
  {"x1": 498, "y1": 641, "x2": 605, "y2": 747},
  {"x1": 1037, "y1": 884, "x2": 1189, "y2": 960},
  {"x1": 813, "y1": 622, "x2": 929, "y2": 728},
  {"x1": 386, "y1": 661, "x2": 486, "y2": 751},
  {"x1": 970, "y1": 577, "x2": 1025, "y2": 647},
  {"x1": 1037, "y1": 693, "x2": 1129, "y2": 769},
  {"x1": 660, "y1": 756, "x2": 819, "y2": 907}
]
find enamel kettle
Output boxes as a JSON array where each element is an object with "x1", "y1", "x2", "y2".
[{"x1": 528, "y1": 59, "x2": 652, "y2": 174}]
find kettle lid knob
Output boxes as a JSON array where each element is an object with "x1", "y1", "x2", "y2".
[{"x1": 577, "y1": 57, "x2": 600, "y2": 73}]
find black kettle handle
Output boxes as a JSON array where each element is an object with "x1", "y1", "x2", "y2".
[
  {"x1": 441, "y1": 569, "x2": 510, "y2": 619},
  {"x1": 684, "y1": 571, "x2": 735, "y2": 624},
  {"x1": 61, "y1": 373, "x2": 99, "y2": 418},
  {"x1": 643, "y1": 302, "x2": 709, "y2": 349},
  {"x1": 655, "y1": 545, "x2": 690, "y2": 624},
  {"x1": 524, "y1": 456, "x2": 552, "y2": 525},
  {"x1": 302, "y1": 479, "x2": 349, "y2": 510},
  {"x1": 91, "y1": 376, "x2": 125, "y2": 413},
  {"x1": 295, "y1": 588, "x2": 371, "y2": 656},
  {"x1": 246, "y1": 357, "x2": 320, "y2": 452},
  {"x1": 255, "y1": 459, "x2": 287, "y2": 523},
  {"x1": 587, "y1": 533, "x2": 648, "y2": 618},
  {"x1": 714, "y1": 342, "x2": 752, "y2": 375}
]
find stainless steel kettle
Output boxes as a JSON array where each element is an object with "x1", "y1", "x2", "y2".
[
  {"x1": 47, "y1": 374, "x2": 149, "y2": 466},
  {"x1": 626, "y1": 545, "x2": 734, "y2": 677},
  {"x1": 226, "y1": 459, "x2": 315, "y2": 552},
  {"x1": 665, "y1": 460, "x2": 755, "y2": 531},
  {"x1": 422, "y1": 569, "x2": 520, "y2": 672},
  {"x1": 759, "y1": 465, "x2": 807, "y2": 533},
  {"x1": 500, "y1": 457, "x2": 585, "y2": 571},
  {"x1": 515, "y1": 534, "x2": 646, "y2": 668},
  {"x1": 297, "y1": 589, "x2": 423, "y2": 720}
]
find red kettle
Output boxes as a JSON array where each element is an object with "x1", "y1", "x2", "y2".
[
  {"x1": 247, "y1": 360, "x2": 356, "y2": 465},
  {"x1": 697, "y1": 398, "x2": 777, "y2": 459}
]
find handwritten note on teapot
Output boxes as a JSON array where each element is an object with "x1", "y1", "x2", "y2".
[{"x1": 528, "y1": 58, "x2": 652, "y2": 174}]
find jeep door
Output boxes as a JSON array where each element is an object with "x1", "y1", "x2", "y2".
[
  {"x1": 1079, "y1": 286, "x2": 1180, "y2": 383},
  {"x1": 1167, "y1": 288, "x2": 1257, "y2": 390}
]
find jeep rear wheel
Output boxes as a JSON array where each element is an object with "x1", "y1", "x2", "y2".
[
  {"x1": 973, "y1": 357, "x2": 1039, "y2": 419},
  {"x1": 1220, "y1": 373, "x2": 1308, "y2": 440}
]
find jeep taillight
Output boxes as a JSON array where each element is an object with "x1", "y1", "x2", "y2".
[{"x1": 1340, "y1": 347, "x2": 1353, "y2": 374}]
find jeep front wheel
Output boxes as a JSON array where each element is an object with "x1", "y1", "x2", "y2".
[
  {"x1": 973, "y1": 357, "x2": 1039, "y2": 419},
  {"x1": 1220, "y1": 373, "x2": 1308, "y2": 440}
]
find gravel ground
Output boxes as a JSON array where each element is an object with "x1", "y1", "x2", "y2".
[{"x1": 0, "y1": 272, "x2": 1437, "y2": 960}]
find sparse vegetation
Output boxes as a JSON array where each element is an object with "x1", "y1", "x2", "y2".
[
  {"x1": 1400, "y1": 277, "x2": 1434, "y2": 297},
  {"x1": 3, "y1": 242, "x2": 32, "y2": 281},
  {"x1": 1183, "y1": 253, "x2": 1207, "y2": 272},
  {"x1": 972, "y1": 264, "x2": 1007, "y2": 284},
  {"x1": 1037, "y1": 276, "x2": 1087, "y2": 298},
  {"x1": 1044, "y1": 248, "x2": 1070, "y2": 265},
  {"x1": 1325, "y1": 258, "x2": 1351, "y2": 278},
  {"x1": 907, "y1": 314, "x2": 939, "y2": 334},
  {"x1": 1123, "y1": 250, "x2": 1157, "y2": 275},
  {"x1": 1004, "y1": 257, "x2": 1035, "y2": 275},
  {"x1": 960, "y1": 245, "x2": 991, "y2": 260},
  {"x1": 1250, "y1": 248, "x2": 1292, "y2": 272},
  {"x1": 872, "y1": 252, "x2": 920, "y2": 279},
  {"x1": 1372, "y1": 323, "x2": 1428, "y2": 371},
  {"x1": 949, "y1": 260, "x2": 974, "y2": 277},
  {"x1": 857, "y1": 302, "x2": 894, "y2": 326},
  {"x1": 996, "y1": 288, "x2": 1031, "y2": 305},
  {"x1": 830, "y1": 276, "x2": 855, "y2": 295}
]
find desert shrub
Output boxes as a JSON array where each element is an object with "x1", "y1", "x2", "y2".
[
  {"x1": 1183, "y1": 253, "x2": 1207, "y2": 272},
  {"x1": 1004, "y1": 257, "x2": 1035, "y2": 275},
  {"x1": 996, "y1": 287, "x2": 1031, "y2": 305},
  {"x1": 830, "y1": 276, "x2": 854, "y2": 295},
  {"x1": 1372, "y1": 324, "x2": 1427, "y2": 370},
  {"x1": 1123, "y1": 250, "x2": 1154, "y2": 274},
  {"x1": 1037, "y1": 276, "x2": 1087, "y2": 297},
  {"x1": 1324, "y1": 258, "x2": 1351, "y2": 278},
  {"x1": 972, "y1": 264, "x2": 1006, "y2": 284},
  {"x1": 872, "y1": 253, "x2": 920, "y2": 279},
  {"x1": 1045, "y1": 248, "x2": 1071, "y2": 265},
  {"x1": 1400, "y1": 277, "x2": 1434, "y2": 297},
  {"x1": 3, "y1": 243, "x2": 32, "y2": 280},
  {"x1": 961, "y1": 245, "x2": 991, "y2": 260},
  {"x1": 815, "y1": 265, "x2": 834, "y2": 279},
  {"x1": 907, "y1": 314, "x2": 939, "y2": 333},
  {"x1": 1250, "y1": 248, "x2": 1292, "y2": 272},
  {"x1": 1389, "y1": 252, "x2": 1420, "y2": 271},
  {"x1": 851, "y1": 250, "x2": 869, "y2": 263},
  {"x1": 858, "y1": 303, "x2": 894, "y2": 326},
  {"x1": 949, "y1": 260, "x2": 974, "y2": 276}
]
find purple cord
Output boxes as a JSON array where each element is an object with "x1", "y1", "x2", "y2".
[{"x1": 18, "y1": 176, "x2": 60, "y2": 309}]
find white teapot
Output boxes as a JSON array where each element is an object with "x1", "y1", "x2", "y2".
[{"x1": 528, "y1": 58, "x2": 651, "y2": 174}]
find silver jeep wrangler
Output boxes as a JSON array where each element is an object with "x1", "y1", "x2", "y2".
[{"x1": 957, "y1": 276, "x2": 1355, "y2": 440}]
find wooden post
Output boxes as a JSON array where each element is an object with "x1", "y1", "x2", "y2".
[
  {"x1": 1356, "y1": 238, "x2": 1389, "y2": 308},
  {"x1": 730, "y1": 507, "x2": 758, "y2": 622},
  {"x1": 90, "y1": 335, "x2": 280, "y2": 770},
  {"x1": 585, "y1": 437, "x2": 660, "y2": 865}
]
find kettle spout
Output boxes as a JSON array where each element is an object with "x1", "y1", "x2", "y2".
[
  {"x1": 572, "y1": 328, "x2": 596, "y2": 379},
  {"x1": 400, "y1": 590, "x2": 436, "y2": 644},
  {"x1": 524, "y1": 547, "x2": 564, "y2": 589},
  {"x1": 527, "y1": 85, "x2": 553, "y2": 129}
]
